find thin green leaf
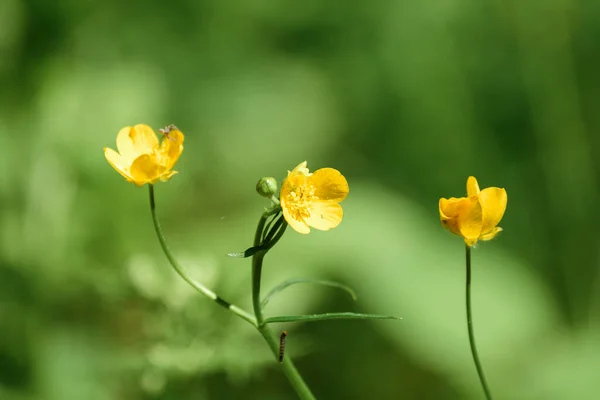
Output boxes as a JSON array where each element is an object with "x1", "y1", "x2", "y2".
[
  {"x1": 227, "y1": 217, "x2": 287, "y2": 258},
  {"x1": 264, "y1": 312, "x2": 401, "y2": 324},
  {"x1": 261, "y1": 212, "x2": 282, "y2": 243},
  {"x1": 226, "y1": 245, "x2": 264, "y2": 258},
  {"x1": 261, "y1": 278, "x2": 358, "y2": 309}
]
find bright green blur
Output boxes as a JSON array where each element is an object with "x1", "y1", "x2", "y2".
[{"x1": 1, "y1": 0, "x2": 599, "y2": 399}]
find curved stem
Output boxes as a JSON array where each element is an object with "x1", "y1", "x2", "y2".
[
  {"x1": 251, "y1": 214, "x2": 316, "y2": 400},
  {"x1": 148, "y1": 184, "x2": 257, "y2": 327},
  {"x1": 465, "y1": 245, "x2": 493, "y2": 400}
]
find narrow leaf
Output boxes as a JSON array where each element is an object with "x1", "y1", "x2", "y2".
[
  {"x1": 227, "y1": 218, "x2": 287, "y2": 259},
  {"x1": 262, "y1": 278, "x2": 358, "y2": 309},
  {"x1": 264, "y1": 312, "x2": 401, "y2": 324},
  {"x1": 226, "y1": 245, "x2": 265, "y2": 258}
]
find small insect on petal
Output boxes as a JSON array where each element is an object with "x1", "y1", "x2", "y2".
[
  {"x1": 279, "y1": 331, "x2": 287, "y2": 363},
  {"x1": 104, "y1": 124, "x2": 185, "y2": 186},
  {"x1": 158, "y1": 124, "x2": 179, "y2": 142}
]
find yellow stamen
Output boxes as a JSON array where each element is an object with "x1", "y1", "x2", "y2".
[{"x1": 286, "y1": 184, "x2": 318, "y2": 221}]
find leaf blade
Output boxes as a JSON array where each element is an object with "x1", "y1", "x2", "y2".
[
  {"x1": 261, "y1": 278, "x2": 358, "y2": 309},
  {"x1": 264, "y1": 312, "x2": 401, "y2": 324}
]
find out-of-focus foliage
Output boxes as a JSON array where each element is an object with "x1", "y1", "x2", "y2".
[{"x1": 1, "y1": 0, "x2": 600, "y2": 399}]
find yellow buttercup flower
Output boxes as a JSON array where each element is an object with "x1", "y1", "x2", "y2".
[
  {"x1": 439, "y1": 176, "x2": 507, "y2": 246},
  {"x1": 280, "y1": 161, "x2": 349, "y2": 234},
  {"x1": 104, "y1": 124, "x2": 184, "y2": 186}
]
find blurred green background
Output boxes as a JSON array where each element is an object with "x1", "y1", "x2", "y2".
[{"x1": 1, "y1": 0, "x2": 600, "y2": 399}]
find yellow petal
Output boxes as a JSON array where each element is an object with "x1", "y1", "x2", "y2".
[
  {"x1": 117, "y1": 125, "x2": 158, "y2": 163},
  {"x1": 104, "y1": 147, "x2": 133, "y2": 181},
  {"x1": 480, "y1": 227, "x2": 502, "y2": 241},
  {"x1": 439, "y1": 197, "x2": 470, "y2": 236},
  {"x1": 466, "y1": 176, "x2": 480, "y2": 197},
  {"x1": 310, "y1": 168, "x2": 349, "y2": 203},
  {"x1": 288, "y1": 161, "x2": 310, "y2": 177},
  {"x1": 158, "y1": 170, "x2": 178, "y2": 182},
  {"x1": 457, "y1": 196, "x2": 483, "y2": 243},
  {"x1": 157, "y1": 129, "x2": 184, "y2": 170},
  {"x1": 281, "y1": 196, "x2": 310, "y2": 234},
  {"x1": 439, "y1": 198, "x2": 450, "y2": 220},
  {"x1": 115, "y1": 127, "x2": 137, "y2": 163},
  {"x1": 479, "y1": 187, "x2": 507, "y2": 234},
  {"x1": 305, "y1": 201, "x2": 343, "y2": 231},
  {"x1": 129, "y1": 154, "x2": 161, "y2": 186},
  {"x1": 464, "y1": 237, "x2": 478, "y2": 247},
  {"x1": 439, "y1": 197, "x2": 463, "y2": 220},
  {"x1": 131, "y1": 124, "x2": 159, "y2": 153},
  {"x1": 440, "y1": 176, "x2": 507, "y2": 245}
]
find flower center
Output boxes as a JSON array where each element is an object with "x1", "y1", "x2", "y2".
[{"x1": 286, "y1": 183, "x2": 318, "y2": 221}]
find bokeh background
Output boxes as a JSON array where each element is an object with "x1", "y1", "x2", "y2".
[{"x1": 1, "y1": 0, "x2": 600, "y2": 399}]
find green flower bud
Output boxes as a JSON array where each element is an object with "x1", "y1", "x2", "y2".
[{"x1": 256, "y1": 177, "x2": 278, "y2": 198}]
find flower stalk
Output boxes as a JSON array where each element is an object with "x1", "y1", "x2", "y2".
[
  {"x1": 148, "y1": 184, "x2": 257, "y2": 327},
  {"x1": 465, "y1": 245, "x2": 493, "y2": 400},
  {"x1": 251, "y1": 211, "x2": 316, "y2": 400}
]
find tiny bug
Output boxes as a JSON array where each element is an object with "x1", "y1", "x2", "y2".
[
  {"x1": 158, "y1": 124, "x2": 179, "y2": 141},
  {"x1": 279, "y1": 331, "x2": 287, "y2": 363}
]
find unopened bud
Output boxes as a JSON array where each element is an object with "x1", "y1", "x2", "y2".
[{"x1": 256, "y1": 177, "x2": 278, "y2": 198}]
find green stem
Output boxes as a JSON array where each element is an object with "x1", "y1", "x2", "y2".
[
  {"x1": 465, "y1": 245, "x2": 493, "y2": 400},
  {"x1": 148, "y1": 184, "x2": 257, "y2": 327},
  {"x1": 251, "y1": 214, "x2": 316, "y2": 400}
]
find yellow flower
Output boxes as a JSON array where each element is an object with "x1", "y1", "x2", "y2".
[
  {"x1": 439, "y1": 176, "x2": 507, "y2": 246},
  {"x1": 104, "y1": 124, "x2": 184, "y2": 186},
  {"x1": 280, "y1": 161, "x2": 349, "y2": 234}
]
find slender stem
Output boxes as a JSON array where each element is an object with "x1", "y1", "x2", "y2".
[
  {"x1": 148, "y1": 184, "x2": 257, "y2": 327},
  {"x1": 251, "y1": 214, "x2": 316, "y2": 400},
  {"x1": 465, "y1": 245, "x2": 493, "y2": 400}
]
